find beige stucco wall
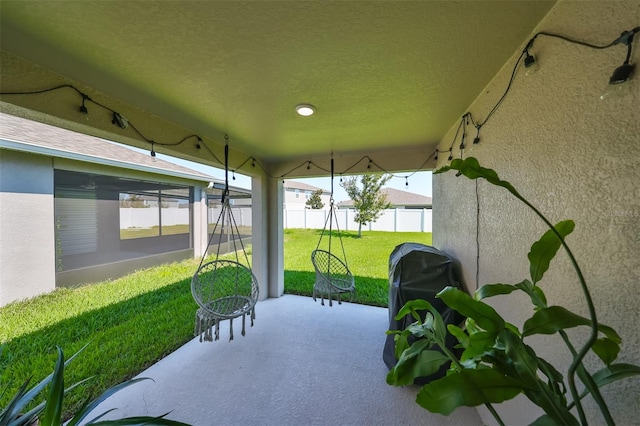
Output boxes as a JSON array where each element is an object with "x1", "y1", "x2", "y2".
[
  {"x1": 0, "y1": 149, "x2": 56, "y2": 305},
  {"x1": 433, "y1": 1, "x2": 639, "y2": 425}
]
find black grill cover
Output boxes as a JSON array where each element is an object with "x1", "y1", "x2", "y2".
[{"x1": 383, "y1": 243, "x2": 464, "y2": 383}]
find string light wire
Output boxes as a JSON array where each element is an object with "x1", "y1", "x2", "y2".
[{"x1": 4, "y1": 27, "x2": 635, "y2": 185}]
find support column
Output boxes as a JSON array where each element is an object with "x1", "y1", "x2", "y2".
[
  {"x1": 251, "y1": 174, "x2": 283, "y2": 299},
  {"x1": 192, "y1": 185, "x2": 208, "y2": 258}
]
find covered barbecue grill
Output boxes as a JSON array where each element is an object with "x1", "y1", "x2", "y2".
[{"x1": 383, "y1": 243, "x2": 464, "y2": 383}]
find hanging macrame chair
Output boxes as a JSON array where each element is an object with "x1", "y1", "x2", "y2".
[
  {"x1": 311, "y1": 158, "x2": 355, "y2": 306},
  {"x1": 191, "y1": 137, "x2": 259, "y2": 342}
]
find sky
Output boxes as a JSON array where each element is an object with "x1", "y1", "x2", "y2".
[{"x1": 121, "y1": 144, "x2": 433, "y2": 203}]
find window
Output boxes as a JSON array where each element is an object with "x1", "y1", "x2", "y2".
[
  {"x1": 54, "y1": 170, "x2": 192, "y2": 273},
  {"x1": 206, "y1": 188, "x2": 252, "y2": 254},
  {"x1": 119, "y1": 187, "x2": 190, "y2": 239}
]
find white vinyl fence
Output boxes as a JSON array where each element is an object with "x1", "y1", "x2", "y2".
[
  {"x1": 284, "y1": 208, "x2": 432, "y2": 232},
  {"x1": 120, "y1": 207, "x2": 190, "y2": 228},
  {"x1": 120, "y1": 207, "x2": 431, "y2": 232},
  {"x1": 207, "y1": 206, "x2": 252, "y2": 227}
]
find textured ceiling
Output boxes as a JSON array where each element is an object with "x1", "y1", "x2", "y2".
[{"x1": 0, "y1": 1, "x2": 555, "y2": 173}]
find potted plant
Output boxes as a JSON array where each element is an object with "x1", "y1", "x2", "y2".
[{"x1": 386, "y1": 157, "x2": 640, "y2": 425}]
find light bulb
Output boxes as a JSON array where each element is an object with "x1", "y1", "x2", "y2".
[
  {"x1": 524, "y1": 52, "x2": 538, "y2": 76},
  {"x1": 600, "y1": 63, "x2": 635, "y2": 100},
  {"x1": 79, "y1": 94, "x2": 90, "y2": 120}
]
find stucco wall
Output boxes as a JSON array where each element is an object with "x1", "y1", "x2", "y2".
[
  {"x1": 0, "y1": 150, "x2": 209, "y2": 304},
  {"x1": 433, "y1": 1, "x2": 639, "y2": 425},
  {"x1": 0, "y1": 149, "x2": 56, "y2": 305}
]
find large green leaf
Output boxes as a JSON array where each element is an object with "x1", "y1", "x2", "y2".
[
  {"x1": 434, "y1": 158, "x2": 522, "y2": 200},
  {"x1": 591, "y1": 363, "x2": 640, "y2": 388},
  {"x1": 438, "y1": 287, "x2": 505, "y2": 333},
  {"x1": 498, "y1": 329, "x2": 539, "y2": 388},
  {"x1": 523, "y1": 306, "x2": 621, "y2": 343},
  {"x1": 391, "y1": 331, "x2": 410, "y2": 360},
  {"x1": 591, "y1": 337, "x2": 620, "y2": 366},
  {"x1": 447, "y1": 324, "x2": 469, "y2": 348},
  {"x1": 515, "y1": 280, "x2": 547, "y2": 309},
  {"x1": 415, "y1": 369, "x2": 524, "y2": 415},
  {"x1": 68, "y1": 377, "x2": 156, "y2": 425},
  {"x1": 41, "y1": 347, "x2": 66, "y2": 426},
  {"x1": 395, "y1": 299, "x2": 447, "y2": 343},
  {"x1": 528, "y1": 221, "x2": 575, "y2": 285},
  {"x1": 499, "y1": 330, "x2": 579, "y2": 425},
  {"x1": 394, "y1": 299, "x2": 433, "y2": 323},
  {"x1": 530, "y1": 414, "x2": 559, "y2": 426},
  {"x1": 387, "y1": 346, "x2": 449, "y2": 386},
  {"x1": 569, "y1": 363, "x2": 640, "y2": 409},
  {"x1": 90, "y1": 415, "x2": 190, "y2": 425},
  {"x1": 475, "y1": 281, "x2": 548, "y2": 310},
  {"x1": 462, "y1": 331, "x2": 497, "y2": 361},
  {"x1": 536, "y1": 357, "x2": 565, "y2": 396},
  {"x1": 475, "y1": 283, "x2": 519, "y2": 300}
]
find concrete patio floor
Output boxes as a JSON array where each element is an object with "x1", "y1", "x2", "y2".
[{"x1": 90, "y1": 295, "x2": 482, "y2": 426}]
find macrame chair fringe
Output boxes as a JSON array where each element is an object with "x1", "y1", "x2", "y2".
[{"x1": 194, "y1": 306, "x2": 257, "y2": 342}]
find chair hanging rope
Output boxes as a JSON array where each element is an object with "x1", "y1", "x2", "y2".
[
  {"x1": 191, "y1": 135, "x2": 259, "y2": 341},
  {"x1": 311, "y1": 157, "x2": 355, "y2": 306}
]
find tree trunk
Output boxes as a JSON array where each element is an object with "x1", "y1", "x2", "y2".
[{"x1": 357, "y1": 222, "x2": 362, "y2": 238}]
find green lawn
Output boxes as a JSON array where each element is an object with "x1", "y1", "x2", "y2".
[
  {"x1": 284, "y1": 229, "x2": 431, "y2": 306},
  {"x1": 0, "y1": 229, "x2": 431, "y2": 417}
]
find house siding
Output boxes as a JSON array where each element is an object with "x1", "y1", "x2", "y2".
[
  {"x1": 0, "y1": 149, "x2": 56, "y2": 304},
  {"x1": 0, "y1": 147, "x2": 222, "y2": 304}
]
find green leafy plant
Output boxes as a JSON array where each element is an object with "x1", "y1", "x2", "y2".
[
  {"x1": 386, "y1": 157, "x2": 640, "y2": 426},
  {"x1": 0, "y1": 344, "x2": 190, "y2": 426}
]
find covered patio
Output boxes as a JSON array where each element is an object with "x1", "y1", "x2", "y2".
[
  {"x1": 90, "y1": 295, "x2": 481, "y2": 425},
  {"x1": 1, "y1": 1, "x2": 638, "y2": 424}
]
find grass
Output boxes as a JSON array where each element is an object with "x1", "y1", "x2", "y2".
[
  {"x1": 0, "y1": 229, "x2": 430, "y2": 417},
  {"x1": 284, "y1": 229, "x2": 431, "y2": 307},
  {"x1": 119, "y1": 224, "x2": 189, "y2": 239},
  {"x1": 0, "y1": 259, "x2": 201, "y2": 418}
]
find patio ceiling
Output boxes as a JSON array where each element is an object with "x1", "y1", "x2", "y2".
[{"x1": 0, "y1": 1, "x2": 555, "y2": 176}]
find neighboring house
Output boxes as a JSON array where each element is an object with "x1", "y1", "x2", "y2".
[
  {"x1": 0, "y1": 113, "x2": 250, "y2": 305},
  {"x1": 283, "y1": 180, "x2": 331, "y2": 210},
  {"x1": 337, "y1": 187, "x2": 432, "y2": 209}
]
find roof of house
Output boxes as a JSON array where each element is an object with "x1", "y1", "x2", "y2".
[
  {"x1": 283, "y1": 180, "x2": 329, "y2": 193},
  {"x1": 338, "y1": 187, "x2": 432, "y2": 208},
  {"x1": 0, "y1": 112, "x2": 215, "y2": 182}
]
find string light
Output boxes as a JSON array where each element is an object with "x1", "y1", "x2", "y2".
[
  {"x1": 79, "y1": 93, "x2": 90, "y2": 118},
  {"x1": 433, "y1": 26, "x2": 639, "y2": 162},
  {"x1": 150, "y1": 142, "x2": 157, "y2": 162},
  {"x1": 4, "y1": 26, "x2": 637, "y2": 180}
]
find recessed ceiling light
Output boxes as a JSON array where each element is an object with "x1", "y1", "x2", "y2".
[{"x1": 295, "y1": 104, "x2": 315, "y2": 117}]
